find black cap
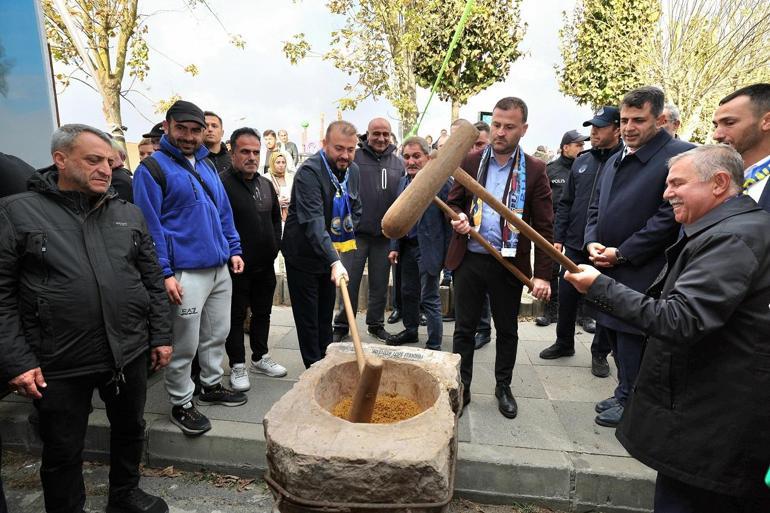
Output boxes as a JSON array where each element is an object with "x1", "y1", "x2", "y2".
[
  {"x1": 560, "y1": 129, "x2": 589, "y2": 147},
  {"x1": 142, "y1": 122, "x2": 164, "y2": 139},
  {"x1": 166, "y1": 100, "x2": 206, "y2": 127},
  {"x1": 583, "y1": 106, "x2": 620, "y2": 127}
]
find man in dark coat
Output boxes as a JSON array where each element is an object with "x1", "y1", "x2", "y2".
[
  {"x1": 713, "y1": 83, "x2": 770, "y2": 212},
  {"x1": 585, "y1": 87, "x2": 694, "y2": 427},
  {"x1": 219, "y1": 128, "x2": 287, "y2": 393},
  {"x1": 282, "y1": 121, "x2": 361, "y2": 368},
  {"x1": 387, "y1": 136, "x2": 451, "y2": 350},
  {"x1": 566, "y1": 145, "x2": 770, "y2": 513},
  {"x1": 540, "y1": 107, "x2": 621, "y2": 377},
  {"x1": 0, "y1": 124, "x2": 172, "y2": 513},
  {"x1": 332, "y1": 117, "x2": 404, "y2": 343},
  {"x1": 446, "y1": 97, "x2": 553, "y2": 418},
  {"x1": 0, "y1": 152, "x2": 35, "y2": 198},
  {"x1": 203, "y1": 111, "x2": 232, "y2": 173},
  {"x1": 535, "y1": 129, "x2": 588, "y2": 327}
]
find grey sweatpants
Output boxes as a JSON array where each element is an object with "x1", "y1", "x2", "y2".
[{"x1": 165, "y1": 265, "x2": 232, "y2": 406}]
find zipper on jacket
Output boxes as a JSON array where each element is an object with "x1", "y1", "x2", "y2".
[
  {"x1": 41, "y1": 234, "x2": 49, "y2": 284},
  {"x1": 381, "y1": 168, "x2": 387, "y2": 190},
  {"x1": 188, "y1": 175, "x2": 199, "y2": 200}
]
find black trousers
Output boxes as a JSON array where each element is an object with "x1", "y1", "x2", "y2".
[
  {"x1": 654, "y1": 473, "x2": 770, "y2": 513},
  {"x1": 0, "y1": 432, "x2": 6, "y2": 513},
  {"x1": 286, "y1": 262, "x2": 336, "y2": 368},
  {"x1": 452, "y1": 252, "x2": 524, "y2": 392},
  {"x1": 225, "y1": 267, "x2": 276, "y2": 366},
  {"x1": 34, "y1": 354, "x2": 148, "y2": 513}
]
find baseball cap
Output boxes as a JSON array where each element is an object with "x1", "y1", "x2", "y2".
[
  {"x1": 142, "y1": 122, "x2": 164, "y2": 139},
  {"x1": 560, "y1": 130, "x2": 590, "y2": 147},
  {"x1": 583, "y1": 106, "x2": 620, "y2": 127},
  {"x1": 165, "y1": 100, "x2": 206, "y2": 127}
]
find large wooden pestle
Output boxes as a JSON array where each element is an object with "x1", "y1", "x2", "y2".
[{"x1": 381, "y1": 120, "x2": 478, "y2": 239}]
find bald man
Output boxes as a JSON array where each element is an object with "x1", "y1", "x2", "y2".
[{"x1": 332, "y1": 117, "x2": 405, "y2": 343}]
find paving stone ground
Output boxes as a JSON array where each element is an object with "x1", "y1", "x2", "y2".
[{"x1": 1, "y1": 305, "x2": 655, "y2": 512}]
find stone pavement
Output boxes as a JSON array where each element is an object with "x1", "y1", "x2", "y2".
[{"x1": 0, "y1": 306, "x2": 655, "y2": 513}]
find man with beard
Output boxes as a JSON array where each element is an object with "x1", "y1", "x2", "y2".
[
  {"x1": 387, "y1": 136, "x2": 451, "y2": 350},
  {"x1": 446, "y1": 96, "x2": 553, "y2": 418},
  {"x1": 203, "y1": 111, "x2": 231, "y2": 173},
  {"x1": 585, "y1": 87, "x2": 694, "y2": 427},
  {"x1": 331, "y1": 117, "x2": 404, "y2": 343},
  {"x1": 282, "y1": 121, "x2": 362, "y2": 368},
  {"x1": 133, "y1": 100, "x2": 247, "y2": 437},
  {"x1": 713, "y1": 83, "x2": 770, "y2": 212},
  {"x1": 540, "y1": 107, "x2": 622, "y2": 377}
]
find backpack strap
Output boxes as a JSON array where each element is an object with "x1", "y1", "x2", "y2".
[{"x1": 140, "y1": 155, "x2": 167, "y2": 196}]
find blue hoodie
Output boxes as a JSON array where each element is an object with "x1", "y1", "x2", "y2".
[{"x1": 133, "y1": 136, "x2": 241, "y2": 277}]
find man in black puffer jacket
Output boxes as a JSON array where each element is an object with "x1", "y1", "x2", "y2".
[
  {"x1": 0, "y1": 124, "x2": 172, "y2": 513},
  {"x1": 332, "y1": 117, "x2": 404, "y2": 343}
]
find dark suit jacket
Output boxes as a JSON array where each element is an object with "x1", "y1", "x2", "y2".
[
  {"x1": 758, "y1": 181, "x2": 770, "y2": 213},
  {"x1": 584, "y1": 129, "x2": 694, "y2": 333},
  {"x1": 390, "y1": 176, "x2": 452, "y2": 276},
  {"x1": 281, "y1": 151, "x2": 361, "y2": 273},
  {"x1": 445, "y1": 150, "x2": 553, "y2": 280}
]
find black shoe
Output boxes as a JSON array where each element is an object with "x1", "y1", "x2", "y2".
[
  {"x1": 368, "y1": 325, "x2": 391, "y2": 342},
  {"x1": 107, "y1": 488, "x2": 169, "y2": 513},
  {"x1": 582, "y1": 318, "x2": 596, "y2": 333},
  {"x1": 591, "y1": 355, "x2": 610, "y2": 377},
  {"x1": 539, "y1": 342, "x2": 575, "y2": 359},
  {"x1": 332, "y1": 328, "x2": 348, "y2": 343},
  {"x1": 170, "y1": 402, "x2": 211, "y2": 436},
  {"x1": 387, "y1": 329, "x2": 418, "y2": 346},
  {"x1": 474, "y1": 331, "x2": 491, "y2": 349},
  {"x1": 459, "y1": 389, "x2": 471, "y2": 417},
  {"x1": 495, "y1": 385, "x2": 518, "y2": 419},
  {"x1": 534, "y1": 315, "x2": 552, "y2": 327},
  {"x1": 442, "y1": 312, "x2": 455, "y2": 322},
  {"x1": 197, "y1": 383, "x2": 248, "y2": 407},
  {"x1": 419, "y1": 313, "x2": 427, "y2": 326},
  {"x1": 387, "y1": 309, "x2": 401, "y2": 324},
  {"x1": 595, "y1": 396, "x2": 620, "y2": 414},
  {"x1": 535, "y1": 301, "x2": 558, "y2": 326},
  {"x1": 595, "y1": 404, "x2": 623, "y2": 427}
]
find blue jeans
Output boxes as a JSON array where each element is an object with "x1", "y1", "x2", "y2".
[{"x1": 400, "y1": 240, "x2": 442, "y2": 348}]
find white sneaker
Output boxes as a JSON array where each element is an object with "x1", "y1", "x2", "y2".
[
  {"x1": 229, "y1": 363, "x2": 251, "y2": 391},
  {"x1": 250, "y1": 354, "x2": 287, "y2": 378}
]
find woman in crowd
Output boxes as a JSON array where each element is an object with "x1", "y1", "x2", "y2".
[{"x1": 268, "y1": 151, "x2": 293, "y2": 223}]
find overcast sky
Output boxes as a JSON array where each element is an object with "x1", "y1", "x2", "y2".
[{"x1": 55, "y1": 0, "x2": 592, "y2": 154}]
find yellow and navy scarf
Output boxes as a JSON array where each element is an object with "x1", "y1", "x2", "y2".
[
  {"x1": 321, "y1": 151, "x2": 357, "y2": 253},
  {"x1": 743, "y1": 158, "x2": 770, "y2": 193},
  {"x1": 470, "y1": 146, "x2": 526, "y2": 257}
]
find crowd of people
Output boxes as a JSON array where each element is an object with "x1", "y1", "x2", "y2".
[{"x1": 0, "y1": 81, "x2": 769, "y2": 513}]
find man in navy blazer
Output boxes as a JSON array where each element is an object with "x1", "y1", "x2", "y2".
[
  {"x1": 387, "y1": 137, "x2": 452, "y2": 349},
  {"x1": 713, "y1": 83, "x2": 770, "y2": 213},
  {"x1": 584, "y1": 86, "x2": 695, "y2": 427}
]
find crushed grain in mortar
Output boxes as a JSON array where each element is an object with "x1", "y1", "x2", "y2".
[{"x1": 332, "y1": 393, "x2": 423, "y2": 423}]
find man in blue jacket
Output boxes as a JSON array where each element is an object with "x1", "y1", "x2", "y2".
[
  {"x1": 133, "y1": 100, "x2": 247, "y2": 437},
  {"x1": 585, "y1": 87, "x2": 694, "y2": 427},
  {"x1": 386, "y1": 137, "x2": 451, "y2": 349}
]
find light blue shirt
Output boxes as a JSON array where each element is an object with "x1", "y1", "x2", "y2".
[{"x1": 468, "y1": 149, "x2": 514, "y2": 254}]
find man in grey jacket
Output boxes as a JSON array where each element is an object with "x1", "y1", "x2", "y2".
[
  {"x1": 332, "y1": 117, "x2": 404, "y2": 342},
  {"x1": 566, "y1": 145, "x2": 770, "y2": 512}
]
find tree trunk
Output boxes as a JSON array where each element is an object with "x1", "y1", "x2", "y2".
[
  {"x1": 101, "y1": 84, "x2": 128, "y2": 162},
  {"x1": 451, "y1": 100, "x2": 460, "y2": 122}
]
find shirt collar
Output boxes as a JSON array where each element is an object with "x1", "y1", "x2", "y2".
[{"x1": 489, "y1": 147, "x2": 516, "y2": 168}]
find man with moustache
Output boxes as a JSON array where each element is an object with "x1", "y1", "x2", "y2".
[
  {"x1": 260, "y1": 129, "x2": 295, "y2": 175},
  {"x1": 566, "y1": 145, "x2": 770, "y2": 512},
  {"x1": 332, "y1": 117, "x2": 404, "y2": 343},
  {"x1": 278, "y1": 129, "x2": 300, "y2": 166},
  {"x1": 133, "y1": 100, "x2": 247, "y2": 437},
  {"x1": 712, "y1": 83, "x2": 770, "y2": 212},
  {"x1": 0, "y1": 124, "x2": 172, "y2": 513},
  {"x1": 539, "y1": 107, "x2": 622, "y2": 377},
  {"x1": 387, "y1": 136, "x2": 451, "y2": 349},
  {"x1": 585, "y1": 87, "x2": 694, "y2": 427},
  {"x1": 446, "y1": 97, "x2": 553, "y2": 418},
  {"x1": 282, "y1": 121, "x2": 362, "y2": 368},
  {"x1": 203, "y1": 111, "x2": 232, "y2": 173},
  {"x1": 219, "y1": 128, "x2": 287, "y2": 393}
]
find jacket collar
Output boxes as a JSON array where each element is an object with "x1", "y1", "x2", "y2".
[
  {"x1": 159, "y1": 135, "x2": 210, "y2": 162},
  {"x1": 683, "y1": 194, "x2": 762, "y2": 238},
  {"x1": 30, "y1": 165, "x2": 116, "y2": 209},
  {"x1": 627, "y1": 129, "x2": 672, "y2": 164}
]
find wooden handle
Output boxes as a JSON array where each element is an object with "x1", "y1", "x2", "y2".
[
  {"x1": 338, "y1": 276, "x2": 365, "y2": 374},
  {"x1": 452, "y1": 168, "x2": 581, "y2": 274},
  {"x1": 382, "y1": 121, "x2": 479, "y2": 239},
  {"x1": 347, "y1": 357, "x2": 384, "y2": 423},
  {"x1": 432, "y1": 197, "x2": 534, "y2": 290}
]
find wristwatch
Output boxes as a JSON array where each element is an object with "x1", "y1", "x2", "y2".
[{"x1": 615, "y1": 248, "x2": 628, "y2": 265}]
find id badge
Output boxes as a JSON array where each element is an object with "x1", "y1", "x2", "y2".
[{"x1": 501, "y1": 246, "x2": 517, "y2": 258}]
